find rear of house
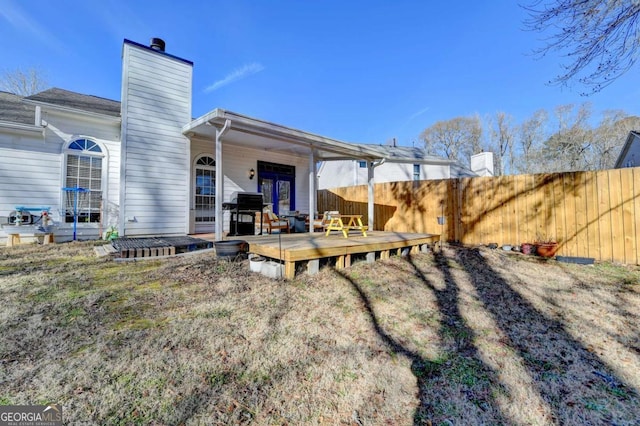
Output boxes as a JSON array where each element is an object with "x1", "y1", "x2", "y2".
[
  {"x1": 0, "y1": 89, "x2": 121, "y2": 242},
  {"x1": 0, "y1": 39, "x2": 327, "y2": 243}
]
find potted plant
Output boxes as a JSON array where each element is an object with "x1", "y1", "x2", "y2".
[
  {"x1": 521, "y1": 242, "x2": 535, "y2": 255},
  {"x1": 534, "y1": 234, "x2": 559, "y2": 258}
]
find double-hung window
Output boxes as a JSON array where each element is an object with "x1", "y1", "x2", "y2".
[{"x1": 64, "y1": 139, "x2": 103, "y2": 223}]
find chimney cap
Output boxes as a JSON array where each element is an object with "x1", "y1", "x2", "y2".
[{"x1": 150, "y1": 38, "x2": 166, "y2": 52}]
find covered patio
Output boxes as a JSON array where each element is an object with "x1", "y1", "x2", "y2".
[{"x1": 182, "y1": 109, "x2": 388, "y2": 241}]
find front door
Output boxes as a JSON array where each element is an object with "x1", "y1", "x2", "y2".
[{"x1": 257, "y1": 161, "x2": 295, "y2": 215}]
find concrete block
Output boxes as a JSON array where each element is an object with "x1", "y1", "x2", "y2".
[
  {"x1": 307, "y1": 259, "x2": 320, "y2": 275},
  {"x1": 260, "y1": 261, "x2": 285, "y2": 279},
  {"x1": 249, "y1": 255, "x2": 265, "y2": 273}
]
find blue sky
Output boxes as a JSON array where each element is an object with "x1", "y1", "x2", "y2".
[{"x1": 2, "y1": 0, "x2": 640, "y2": 146}]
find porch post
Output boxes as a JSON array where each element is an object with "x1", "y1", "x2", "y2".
[
  {"x1": 308, "y1": 150, "x2": 317, "y2": 233},
  {"x1": 214, "y1": 119, "x2": 231, "y2": 241},
  {"x1": 367, "y1": 161, "x2": 375, "y2": 231}
]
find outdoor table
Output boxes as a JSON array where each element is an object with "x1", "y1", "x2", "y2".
[
  {"x1": 324, "y1": 214, "x2": 368, "y2": 238},
  {"x1": 280, "y1": 213, "x2": 308, "y2": 233}
]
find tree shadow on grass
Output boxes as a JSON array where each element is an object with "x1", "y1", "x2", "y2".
[
  {"x1": 333, "y1": 253, "x2": 512, "y2": 425},
  {"x1": 451, "y1": 246, "x2": 640, "y2": 425}
]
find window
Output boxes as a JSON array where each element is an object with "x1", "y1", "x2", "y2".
[
  {"x1": 358, "y1": 161, "x2": 367, "y2": 168},
  {"x1": 64, "y1": 139, "x2": 103, "y2": 223},
  {"x1": 413, "y1": 164, "x2": 420, "y2": 181},
  {"x1": 195, "y1": 156, "x2": 215, "y2": 222}
]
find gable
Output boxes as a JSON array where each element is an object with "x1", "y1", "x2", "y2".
[{"x1": 615, "y1": 131, "x2": 640, "y2": 168}]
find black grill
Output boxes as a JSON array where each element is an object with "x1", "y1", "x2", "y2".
[
  {"x1": 223, "y1": 192, "x2": 264, "y2": 236},
  {"x1": 235, "y1": 193, "x2": 264, "y2": 211}
]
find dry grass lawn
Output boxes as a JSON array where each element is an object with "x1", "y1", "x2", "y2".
[{"x1": 0, "y1": 241, "x2": 639, "y2": 425}]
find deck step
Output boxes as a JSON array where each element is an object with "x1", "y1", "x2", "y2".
[
  {"x1": 119, "y1": 246, "x2": 176, "y2": 259},
  {"x1": 94, "y1": 244, "x2": 118, "y2": 257}
]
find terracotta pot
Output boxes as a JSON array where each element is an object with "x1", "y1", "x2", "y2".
[
  {"x1": 521, "y1": 243, "x2": 534, "y2": 255},
  {"x1": 536, "y1": 242, "x2": 558, "y2": 258}
]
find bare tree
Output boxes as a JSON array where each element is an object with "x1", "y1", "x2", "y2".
[
  {"x1": 487, "y1": 112, "x2": 516, "y2": 175},
  {"x1": 420, "y1": 116, "x2": 483, "y2": 167},
  {"x1": 592, "y1": 111, "x2": 640, "y2": 169},
  {"x1": 0, "y1": 67, "x2": 49, "y2": 96},
  {"x1": 524, "y1": 1, "x2": 640, "y2": 92},
  {"x1": 542, "y1": 103, "x2": 593, "y2": 172},
  {"x1": 516, "y1": 109, "x2": 549, "y2": 174}
]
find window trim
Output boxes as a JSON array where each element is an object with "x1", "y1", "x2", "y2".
[
  {"x1": 62, "y1": 137, "x2": 106, "y2": 225},
  {"x1": 413, "y1": 164, "x2": 420, "y2": 181},
  {"x1": 193, "y1": 154, "x2": 216, "y2": 223}
]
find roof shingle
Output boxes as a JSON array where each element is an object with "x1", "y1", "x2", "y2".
[
  {"x1": 25, "y1": 88, "x2": 120, "y2": 118},
  {"x1": 0, "y1": 91, "x2": 35, "y2": 125}
]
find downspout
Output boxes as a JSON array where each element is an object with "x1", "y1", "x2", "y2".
[
  {"x1": 214, "y1": 119, "x2": 231, "y2": 241},
  {"x1": 367, "y1": 158, "x2": 386, "y2": 231}
]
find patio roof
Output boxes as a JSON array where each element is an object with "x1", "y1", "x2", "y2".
[{"x1": 182, "y1": 108, "x2": 386, "y2": 161}]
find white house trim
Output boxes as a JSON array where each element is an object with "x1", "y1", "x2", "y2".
[
  {"x1": 0, "y1": 121, "x2": 44, "y2": 136},
  {"x1": 214, "y1": 119, "x2": 231, "y2": 240},
  {"x1": 22, "y1": 100, "x2": 122, "y2": 125}
]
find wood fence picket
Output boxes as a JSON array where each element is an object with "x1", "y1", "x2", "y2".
[{"x1": 318, "y1": 168, "x2": 640, "y2": 264}]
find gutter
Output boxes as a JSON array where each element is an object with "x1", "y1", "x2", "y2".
[
  {"x1": 183, "y1": 108, "x2": 388, "y2": 161},
  {"x1": 22, "y1": 99, "x2": 121, "y2": 124},
  {"x1": 0, "y1": 121, "x2": 45, "y2": 137}
]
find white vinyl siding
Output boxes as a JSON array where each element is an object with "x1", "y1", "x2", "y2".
[
  {"x1": 0, "y1": 134, "x2": 61, "y2": 228},
  {"x1": 318, "y1": 160, "x2": 459, "y2": 189},
  {"x1": 120, "y1": 42, "x2": 193, "y2": 236}
]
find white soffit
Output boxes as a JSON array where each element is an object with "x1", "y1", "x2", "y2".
[{"x1": 183, "y1": 109, "x2": 385, "y2": 161}]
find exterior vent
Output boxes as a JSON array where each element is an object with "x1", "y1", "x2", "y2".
[{"x1": 150, "y1": 38, "x2": 166, "y2": 52}]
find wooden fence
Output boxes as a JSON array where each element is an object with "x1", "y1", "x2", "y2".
[{"x1": 317, "y1": 167, "x2": 640, "y2": 265}]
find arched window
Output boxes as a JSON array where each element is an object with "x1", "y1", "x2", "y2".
[
  {"x1": 64, "y1": 138, "x2": 103, "y2": 223},
  {"x1": 194, "y1": 156, "x2": 215, "y2": 223}
]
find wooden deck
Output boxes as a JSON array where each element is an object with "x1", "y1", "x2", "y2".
[{"x1": 207, "y1": 231, "x2": 440, "y2": 279}]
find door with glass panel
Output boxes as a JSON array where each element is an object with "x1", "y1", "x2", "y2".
[
  {"x1": 257, "y1": 161, "x2": 295, "y2": 216},
  {"x1": 194, "y1": 156, "x2": 215, "y2": 233}
]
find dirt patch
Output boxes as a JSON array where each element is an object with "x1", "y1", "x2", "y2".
[{"x1": 0, "y1": 241, "x2": 638, "y2": 424}]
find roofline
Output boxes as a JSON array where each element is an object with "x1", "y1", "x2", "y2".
[
  {"x1": 183, "y1": 109, "x2": 387, "y2": 160},
  {"x1": 0, "y1": 121, "x2": 44, "y2": 136},
  {"x1": 368, "y1": 157, "x2": 454, "y2": 165},
  {"x1": 22, "y1": 99, "x2": 121, "y2": 124},
  {"x1": 614, "y1": 130, "x2": 640, "y2": 168},
  {"x1": 123, "y1": 39, "x2": 193, "y2": 66},
  {"x1": 184, "y1": 109, "x2": 460, "y2": 164}
]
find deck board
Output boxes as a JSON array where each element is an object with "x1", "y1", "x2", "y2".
[{"x1": 232, "y1": 231, "x2": 440, "y2": 278}]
